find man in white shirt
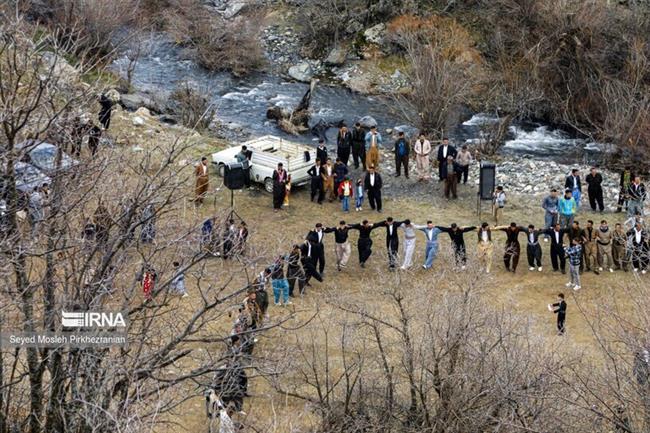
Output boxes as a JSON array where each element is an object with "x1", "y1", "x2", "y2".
[
  {"x1": 414, "y1": 134, "x2": 432, "y2": 181},
  {"x1": 436, "y1": 137, "x2": 457, "y2": 181},
  {"x1": 364, "y1": 165, "x2": 383, "y2": 213}
]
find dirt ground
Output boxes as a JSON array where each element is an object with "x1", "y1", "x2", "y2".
[{"x1": 105, "y1": 109, "x2": 643, "y2": 432}]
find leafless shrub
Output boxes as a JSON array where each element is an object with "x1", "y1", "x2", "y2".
[
  {"x1": 162, "y1": 0, "x2": 264, "y2": 76},
  {"x1": 169, "y1": 82, "x2": 217, "y2": 131}
]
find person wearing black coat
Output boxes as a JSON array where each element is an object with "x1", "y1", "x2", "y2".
[
  {"x1": 348, "y1": 220, "x2": 381, "y2": 267},
  {"x1": 544, "y1": 223, "x2": 568, "y2": 273},
  {"x1": 351, "y1": 122, "x2": 367, "y2": 170},
  {"x1": 316, "y1": 140, "x2": 328, "y2": 164},
  {"x1": 272, "y1": 163, "x2": 288, "y2": 211},
  {"x1": 379, "y1": 217, "x2": 405, "y2": 269},
  {"x1": 436, "y1": 138, "x2": 457, "y2": 181},
  {"x1": 585, "y1": 167, "x2": 604, "y2": 212},
  {"x1": 300, "y1": 240, "x2": 323, "y2": 287},
  {"x1": 364, "y1": 166, "x2": 383, "y2": 212},
  {"x1": 307, "y1": 160, "x2": 324, "y2": 204},
  {"x1": 550, "y1": 293, "x2": 567, "y2": 335},
  {"x1": 336, "y1": 125, "x2": 352, "y2": 165},
  {"x1": 441, "y1": 156, "x2": 462, "y2": 199},
  {"x1": 98, "y1": 93, "x2": 114, "y2": 130},
  {"x1": 564, "y1": 169, "x2": 582, "y2": 208},
  {"x1": 436, "y1": 224, "x2": 476, "y2": 267},
  {"x1": 306, "y1": 223, "x2": 335, "y2": 275}
]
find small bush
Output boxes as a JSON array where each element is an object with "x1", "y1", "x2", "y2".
[
  {"x1": 161, "y1": 0, "x2": 264, "y2": 76},
  {"x1": 168, "y1": 83, "x2": 216, "y2": 131}
]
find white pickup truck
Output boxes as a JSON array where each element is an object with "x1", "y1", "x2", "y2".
[{"x1": 211, "y1": 135, "x2": 317, "y2": 193}]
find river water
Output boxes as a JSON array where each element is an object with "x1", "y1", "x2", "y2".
[{"x1": 111, "y1": 33, "x2": 605, "y2": 163}]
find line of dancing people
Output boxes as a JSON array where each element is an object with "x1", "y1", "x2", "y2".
[{"x1": 257, "y1": 216, "x2": 649, "y2": 305}]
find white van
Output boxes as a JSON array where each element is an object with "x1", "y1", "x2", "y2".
[{"x1": 211, "y1": 135, "x2": 316, "y2": 192}]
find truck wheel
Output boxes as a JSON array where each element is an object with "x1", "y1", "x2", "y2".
[
  {"x1": 264, "y1": 178, "x2": 273, "y2": 193},
  {"x1": 217, "y1": 163, "x2": 225, "y2": 177}
]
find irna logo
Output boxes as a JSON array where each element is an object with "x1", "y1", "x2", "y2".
[{"x1": 62, "y1": 311, "x2": 127, "y2": 328}]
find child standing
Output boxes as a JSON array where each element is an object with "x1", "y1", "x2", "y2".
[
  {"x1": 338, "y1": 176, "x2": 354, "y2": 213},
  {"x1": 283, "y1": 174, "x2": 292, "y2": 207},
  {"x1": 549, "y1": 293, "x2": 567, "y2": 335},
  {"x1": 355, "y1": 178, "x2": 364, "y2": 211},
  {"x1": 492, "y1": 186, "x2": 506, "y2": 224},
  {"x1": 565, "y1": 238, "x2": 583, "y2": 290}
]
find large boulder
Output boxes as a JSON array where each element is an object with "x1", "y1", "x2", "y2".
[
  {"x1": 356, "y1": 115, "x2": 378, "y2": 129},
  {"x1": 393, "y1": 124, "x2": 419, "y2": 139},
  {"x1": 324, "y1": 47, "x2": 347, "y2": 66},
  {"x1": 363, "y1": 23, "x2": 386, "y2": 45},
  {"x1": 288, "y1": 62, "x2": 314, "y2": 82},
  {"x1": 120, "y1": 93, "x2": 164, "y2": 114}
]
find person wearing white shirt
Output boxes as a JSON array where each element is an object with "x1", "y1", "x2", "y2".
[
  {"x1": 414, "y1": 134, "x2": 432, "y2": 180},
  {"x1": 627, "y1": 222, "x2": 649, "y2": 273},
  {"x1": 364, "y1": 165, "x2": 383, "y2": 213}
]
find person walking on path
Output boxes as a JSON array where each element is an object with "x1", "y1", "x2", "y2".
[
  {"x1": 413, "y1": 134, "x2": 431, "y2": 181},
  {"x1": 415, "y1": 221, "x2": 442, "y2": 269},
  {"x1": 559, "y1": 189, "x2": 577, "y2": 228},
  {"x1": 476, "y1": 222, "x2": 494, "y2": 273},
  {"x1": 627, "y1": 176, "x2": 646, "y2": 218},
  {"x1": 336, "y1": 125, "x2": 352, "y2": 165},
  {"x1": 495, "y1": 223, "x2": 525, "y2": 273},
  {"x1": 565, "y1": 238, "x2": 583, "y2": 290},
  {"x1": 586, "y1": 167, "x2": 605, "y2": 212},
  {"x1": 595, "y1": 220, "x2": 614, "y2": 273},
  {"x1": 365, "y1": 126, "x2": 382, "y2": 169},
  {"x1": 524, "y1": 224, "x2": 544, "y2": 271},
  {"x1": 456, "y1": 145, "x2": 473, "y2": 184},
  {"x1": 436, "y1": 223, "x2": 476, "y2": 268},
  {"x1": 436, "y1": 138, "x2": 457, "y2": 181},
  {"x1": 332, "y1": 221, "x2": 352, "y2": 271},
  {"x1": 194, "y1": 157, "x2": 210, "y2": 206},
  {"x1": 351, "y1": 122, "x2": 366, "y2": 170},
  {"x1": 338, "y1": 176, "x2": 354, "y2": 212},
  {"x1": 364, "y1": 165, "x2": 383, "y2": 213},
  {"x1": 393, "y1": 131, "x2": 410, "y2": 178},
  {"x1": 272, "y1": 163, "x2": 288, "y2": 211},
  {"x1": 549, "y1": 293, "x2": 567, "y2": 335},
  {"x1": 565, "y1": 168, "x2": 583, "y2": 209},
  {"x1": 348, "y1": 220, "x2": 381, "y2": 267}
]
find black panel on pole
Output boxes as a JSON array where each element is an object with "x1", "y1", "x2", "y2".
[
  {"x1": 479, "y1": 162, "x2": 496, "y2": 200},
  {"x1": 224, "y1": 162, "x2": 246, "y2": 190}
]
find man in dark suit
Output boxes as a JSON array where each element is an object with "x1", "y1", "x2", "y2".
[
  {"x1": 300, "y1": 239, "x2": 323, "y2": 287},
  {"x1": 436, "y1": 137, "x2": 457, "y2": 181},
  {"x1": 544, "y1": 222, "x2": 568, "y2": 274},
  {"x1": 307, "y1": 223, "x2": 334, "y2": 276},
  {"x1": 565, "y1": 168, "x2": 582, "y2": 209},
  {"x1": 316, "y1": 139, "x2": 328, "y2": 164},
  {"x1": 364, "y1": 165, "x2": 383, "y2": 213},
  {"x1": 336, "y1": 125, "x2": 352, "y2": 165},
  {"x1": 307, "y1": 159, "x2": 324, "y2": 204},
  {"x1": 379, "y1": 217, "x2": 405, "y2": 269}
]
